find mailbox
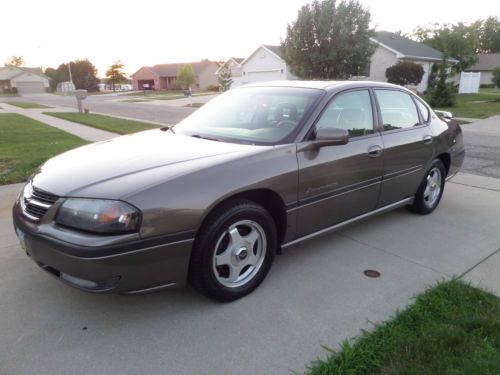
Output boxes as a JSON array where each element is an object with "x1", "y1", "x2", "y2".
[{"x1": 74, "y1": 89, "x2": 88, "y2": 113}]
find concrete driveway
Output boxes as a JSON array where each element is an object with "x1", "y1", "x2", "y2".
[{"x1": 1, "y1": 173, "x2": 499, "y2": 375}]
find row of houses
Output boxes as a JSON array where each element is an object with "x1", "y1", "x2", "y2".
[
  {"x1": 1, "y1": 31, "x2": 498, "y2": 94},
  {"x1": 131, "y1": 31, "x2": 481, "y2": 93}
]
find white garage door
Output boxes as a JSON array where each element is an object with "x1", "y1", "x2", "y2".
[
  {"x1": 247, "y1": 70, "x2": 282, "y2": 84},
  {"x1": 16, "y1": 82, "x2": 45, "y2": 94}
]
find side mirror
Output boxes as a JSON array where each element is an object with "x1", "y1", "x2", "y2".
[
  {"x1": 435, "y1": 110, "x2": 453, "y2": 120},
  {"x1": 298, "y1": 127, "x2": 349, "y2": 152}
]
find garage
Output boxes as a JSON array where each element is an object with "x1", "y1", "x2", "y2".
[
  {"x1": 15, "y1": 82, "x2": 45, "y2": 94},
  {"x1": 247, "y1": 70, "x2": 283, "y2": 84}
]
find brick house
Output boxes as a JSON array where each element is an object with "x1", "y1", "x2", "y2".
[{"x1": 131, "y1": 60, "x2": 219, "y2": 90}]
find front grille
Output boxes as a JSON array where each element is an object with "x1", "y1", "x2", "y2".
[{"x1": 22, "y1": 185, "x2": 59, "y2": 221}]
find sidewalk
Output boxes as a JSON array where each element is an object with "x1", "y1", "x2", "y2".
[{"x1": 0, "y1": 103, "x2": 119, "y2": 142}]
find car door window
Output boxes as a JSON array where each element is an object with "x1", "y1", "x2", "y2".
[
  {"x1": 375, "y1": 90, "x2": 421, "y2": 131},
  {"x1": 315, "y1": 90, "x2": 374, "y2": 138},
  {"x1": 414, "y1": 97, "x2": 430, "y2": 123}
]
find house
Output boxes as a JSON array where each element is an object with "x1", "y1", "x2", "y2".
[
  {"x1": 464, "y1": 53, "x2": 500, "y2": 85},
  {"x1": 368, "y1": 31, "x2": 457, "y2": 92},
  {"x1": 214, "y1": 57, "x2": 244, "y2": 88},
  {"x1": 131, "y1": 60, "x2": 219, "y2": 90},
  {"x1": 0, "y1": 66, "x2": 49, "y2": 94},
  {"x1": 239, "y1": 45, "x2": 296, "y2": 85}
]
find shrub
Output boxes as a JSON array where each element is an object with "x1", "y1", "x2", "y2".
[
  {"x1": 207, "y1": 84, "x2": 219, "y2": 92},
  {"x1": 386, "y1": 61, "x2": 424, "y2": 86},
  {"x1": 426, "y1": 58, "x2": 455, "y2": 108},
  {"x1": 492, "y1": 68, "x2": 500, "y2": 89}
]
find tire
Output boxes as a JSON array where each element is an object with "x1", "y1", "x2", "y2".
[
  {"x1": 189, "y1": 199, "x2": 277, "y2": 302},
  {"x1": 409, "y1": 159, "x2": 446, "y2": 215}
]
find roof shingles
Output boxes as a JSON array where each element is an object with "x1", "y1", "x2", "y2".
[{"x1": 372, "y1": 31, "x2": 445, "y2": 61}]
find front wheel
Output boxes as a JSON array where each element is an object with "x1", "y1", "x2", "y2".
[
  {"x1": 409, "y1": 159, "x2": 446, "y2": 215},
  {"x1": 189, "y1": 199, "x2": 277, "y2": 302}
]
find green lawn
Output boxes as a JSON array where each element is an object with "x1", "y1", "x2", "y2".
[
  {"x1": 44, "y1": 112, "x2": 159, "y2": 134},
  {"x1": 437, "y1": 89, "x2": 500, "y2": 119},
  {"x1": 7, "y1": 101, "x2": 52, "y2": 109},
  {"x1": 121, "y1": 90, "x2": 216, "y2": 101},
  {"x1": 307, "y1": 280, "x2": 500, "y2": 375},
  {"x1": 0, "y1": 113, "x2": 88, "y2": 185},
  {"x1": 185, "y1": 103, "x2": 205, "y2": 108}
]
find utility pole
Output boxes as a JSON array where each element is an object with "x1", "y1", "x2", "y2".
[{"x1": 68, "y1": 61, "x2": 73, "y2": 84}]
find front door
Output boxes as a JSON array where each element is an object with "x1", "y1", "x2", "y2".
[{"x1": 296, "y1": 89, "x2": 384, "y2": 237}]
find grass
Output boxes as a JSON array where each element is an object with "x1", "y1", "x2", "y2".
[
  {"x1": 307, "y1": 280, "x2": 500, "y2": 375},
  {"x1": 437, "y1": 89, "x2": 500, "y2": 119},
  {"x1": 7, "y1": 101, "x2": 52, "y2": 109},
  {"x1": 121, "y1": 90, "x2": 216, "y2": 100},
  {"x1": 185, "y1": 103, "x2": 204, "y2": 108},
  {"x1": 121, "y1": 99, "x2": 152, "y2": 103},
  {"x1": 44, "y1": 112, "x2": 159, "y2": 134},
  {"x1": 0, "y1": 113, "x2": 88, "y2": 184}
]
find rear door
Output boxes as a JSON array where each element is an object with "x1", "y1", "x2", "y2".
[
  {"x1": 374, "y1": 89, "x2": 434, "y2": 206},
  {"x1": 296, "y1": 89, "x2": 384, "y2": 237}
]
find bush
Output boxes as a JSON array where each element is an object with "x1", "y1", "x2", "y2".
[
  {"x1": 492, "y1": 68, "x2": 500, "y2": 89},
  {"x1": 426, "y1": 58, "x2": 455, "y2": 108},
  {"x1": 386, "y1": 61, "x2": 424, "y2": 86},
  {"x1": 207, "y1": 84, "x2": 220, "y2": 92},
  {"x1": 480, "y1": 83, "x2": 495, "y2": 88}
]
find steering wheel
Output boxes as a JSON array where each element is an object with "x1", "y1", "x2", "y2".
[{"x1": 276, "y1": 119, "x2": 296, "y2": 129}]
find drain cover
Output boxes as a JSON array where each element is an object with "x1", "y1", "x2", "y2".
[{"x1": 364, "y1": 269, "x2": 381, "y2": 278}]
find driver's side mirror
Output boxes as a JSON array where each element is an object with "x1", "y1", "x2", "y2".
[{"x1": 298, "y1": 127, "x2": 349, "y2": 152}]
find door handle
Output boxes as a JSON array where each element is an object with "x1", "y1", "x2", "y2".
[
  {"x1": 367, "y1": 145, "x2": 383, "y2": 158},
  {"x1": 423, "y1": 135, "x2": 433, "y2": 144}
]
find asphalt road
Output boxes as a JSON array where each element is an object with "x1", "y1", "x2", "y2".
[
  {"x1": 6, "y1": 94, "x2": 499, "y2": 178},
  {"x1": 1, "y1": 173, "x2": 500, "y2": 375},
  {"x1": 4, "y1": 93, "x2": 196, "y2": 125}
]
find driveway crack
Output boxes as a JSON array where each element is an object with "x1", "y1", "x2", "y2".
[{"x1": 458, "y1": 248, "x2": 500, "y2": 279}]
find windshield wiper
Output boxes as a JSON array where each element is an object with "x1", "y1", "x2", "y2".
[{"x1": 190, "y1": 134, "x2": 220, "y2": 142}]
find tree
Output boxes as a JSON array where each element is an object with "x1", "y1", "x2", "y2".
[
  {"x1": 413, "y1": 21, "x2": 482, "y2": 73},
  {"x1": 385, "y1": 61, "x2": 424, "y2": 86},
  {"x1": 425, "y1": 56, "x2": 455, "y2": 108},
  {"x1": 217, "y1": 61, "x2": 233, "y2": 91},
  {"x1": 281, "y1": 0, "x2": 374, "y2": 79},
  {"x1": 45, "y1": 59, "x2": 99, "y2": 92},
  {"x1": 492, "y1": 68, "x2": 500, "y2": 89},
  {"x1": 105, "y1": 61, "x2": 128, "y2": 91},
  {"x1": 480, "y1": 16, "x2": 500, "y2": 53},
  {"x1": 176, "y1": 64, "x2": 196, "y2": 89},
  {"x1": 4, "y1": 55, "x2": 24, "y2": 67}
]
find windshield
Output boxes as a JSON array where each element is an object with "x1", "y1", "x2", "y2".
[{"x1": 174, "y1": 87, "x2": 323, "y2": 145}]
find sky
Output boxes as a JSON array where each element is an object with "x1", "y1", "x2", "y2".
[{"x1": 1, "y1": 0, "x2": 498, "y2": 77}]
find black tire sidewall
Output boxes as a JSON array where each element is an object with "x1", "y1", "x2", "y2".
[{"x1": 413, "y1": 159, "x2": 446, "y2": 214}]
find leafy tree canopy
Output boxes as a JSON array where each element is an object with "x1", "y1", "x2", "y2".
[
  {"x1": 45, "y1": 59, "x2": 99, "y2": 92},
  {"x1": 176, "y1": 64, "x2": 196, "y2": 89},
  {"x1": 413, "y1": 17, "x2": 500, "y2": 73},
  {"x1": 105, "y1": 60, "x2": 128, "y2": 91},
  {"x1": 281, "y1": 0, "x2": 374, "y2": 79},
  {"x1": 4, "y1": 55, "x2": 24, "y2": 67}
]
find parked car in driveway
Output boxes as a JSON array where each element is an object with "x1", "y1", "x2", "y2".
[{"x1": 13, "y1": 81, "x2": 464, "y2": 301}]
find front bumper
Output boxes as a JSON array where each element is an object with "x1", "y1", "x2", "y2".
[{"x1": 12, "y1": 199, "x2": 195, "y2": 294}]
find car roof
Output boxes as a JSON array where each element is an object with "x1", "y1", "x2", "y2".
[{"x1": 240, "y1": 80, "x2": 410, "y2": 92}]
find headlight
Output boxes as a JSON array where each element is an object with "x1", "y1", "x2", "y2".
[{"x1": 56, "y1": 199, "x2": 141, "y2": 234}]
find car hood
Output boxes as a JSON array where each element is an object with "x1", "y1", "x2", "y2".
[{"x1": 31, "y1": 129, "x2": 257, "y2": 197}]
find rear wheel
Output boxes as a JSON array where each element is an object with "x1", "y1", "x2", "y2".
[
  {"x1": 409, "y1": 159, "x2": 446, "y2": 215},
  {"x1": 189, "y1": 199, "x2": 277, "y2": 302}
]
